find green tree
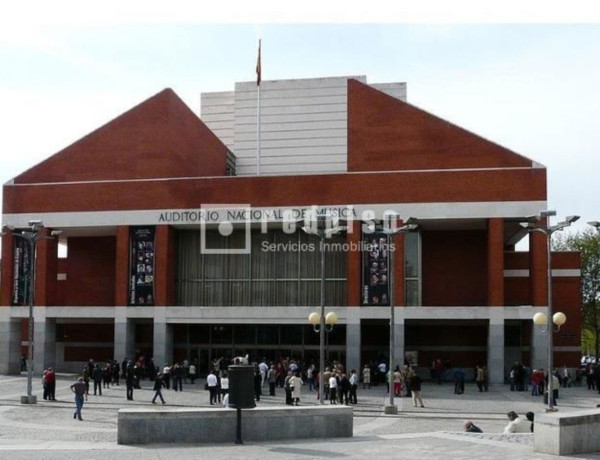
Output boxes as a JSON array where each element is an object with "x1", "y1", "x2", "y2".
[{"x1": 554, "y1": 230, "x2": 600, "y2": 358}]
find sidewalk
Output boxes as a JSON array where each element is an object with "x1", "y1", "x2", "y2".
[{"x1": 0, "y1": 374, "x2": 599, "y2": 459}]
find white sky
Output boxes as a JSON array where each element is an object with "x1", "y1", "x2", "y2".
[{"x1": 1, "y1": 1, "x2": 599, "y2": 241}]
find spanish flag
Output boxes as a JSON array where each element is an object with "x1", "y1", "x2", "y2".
[{"x1": 256, "y1": 39, "x2": 261, "y2": 86}]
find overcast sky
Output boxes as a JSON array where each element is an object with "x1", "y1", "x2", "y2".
[{"x1": 1, "y1": 2, "x2": 599, "y2": 240}]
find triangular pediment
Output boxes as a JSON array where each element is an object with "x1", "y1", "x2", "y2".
[
  {"x1": 348, "y1": 79, "x2": 536, "y2": 172},
  {"x1": 14, "y1": 89, "x2": 228, "y2": 184}
]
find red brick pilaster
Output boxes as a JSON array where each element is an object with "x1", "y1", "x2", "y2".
[
  {"x1": 346, "y1": 220, "x2": 361, "y2": 306},
  {"x1": 487, "y1": 218, "x2": 504, "y2": 306},
  {"x1": 115, "y1": 226, "x2": 130, "y2": 306}
]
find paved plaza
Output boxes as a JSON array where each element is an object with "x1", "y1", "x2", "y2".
[{"x1": 1, "y1": 373, "x2": 600, "y2": 459}]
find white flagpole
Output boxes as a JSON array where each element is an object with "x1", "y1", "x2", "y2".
[{"x1": 256, "y1": 39, "x2": 261, "y2": 175}]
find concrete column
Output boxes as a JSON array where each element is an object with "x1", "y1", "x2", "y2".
[
  {"x1": 114, "y1": 307, "x2": 135, "y2": 362},
  {"x1": 395, "y1": 232, "x2": 405, "y2": 306},
  {"x1": 394, "y1": 314, "x2": 405, "y2": 367},
  {"x1": 0, "y1": 309, "x2": 22, "y2": 374},
  {"x1": 33, "y1": 308, "x2": 56, "y2": 373},
  {"x1": 345, "y1": 316, "x2": 361, "y2": 373},
  {"x1": 487, "y1": 310, "x2": 505, "y2": 384},
  {"x1": 153, "y1": 307, "x2": 172, "y2": 366},
  {"x1": 487, "y1": 218, "x2": 504, "y2": 306},
  {"x1": 531, "y1": 312, "x2": 549, "y2": 372}
]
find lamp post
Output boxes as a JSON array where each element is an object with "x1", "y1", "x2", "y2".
[
  {"x1": 520, "y1": 211, "x2": 579, "y2": 412},
  {"x1": 302, "y1": 213, "x2": 345, "y2": 404},
  {"x1": 382, "y1": 214, "x2": 417, "y2": 415},
  {"x1": 6, "y1": 220, "x2": 61, "y2": 404}
]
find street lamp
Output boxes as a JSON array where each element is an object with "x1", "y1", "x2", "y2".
[
  {"x1": 382, "y1": 213, "x2": 418, "y2": 415},
  {"x1": 520, "y1": 211, "x2": 579, "y2": 412},
  {"x1": 5, "y1": 221, "x2": 61, "y2": 404},
  {"x1": 302, "y1": 213, "x2": 345, "y2": 404}
]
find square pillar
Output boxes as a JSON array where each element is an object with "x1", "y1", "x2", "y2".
[
  {"x1": 114, "y1": 307, "x2": 135, "y2": 362},
  {"x1": 33, "y1": 308, "x2": 56, "y2": 374},
  {"x1": 531, "y1": 312, "x2": 549, "y2": 372},
  {"x1": 345, "y1": 309, "x2": 361, "y2": 372},
  {"x1": 487, "y1": 218, "x2": 504, "y2": 306},
  {"x1": 0, "y1": 309, "x2": 22, "y2": 374},
  {"x1": 487, "y1": 310, "x2": 505, "y2": 384},
  {"x1": 394, "y1": 315, "x2": 405, "y2": 367},
  {"x1": 153, "y1": 307, "x2": 172, "y2": 367}
]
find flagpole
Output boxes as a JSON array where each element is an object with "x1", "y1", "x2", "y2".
[{"x1": 256, "y1": 39, "x2": 261, "y2": 176}]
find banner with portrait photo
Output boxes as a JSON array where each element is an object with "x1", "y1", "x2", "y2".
[
  {"x1": 361, "y1": 227, "x2": 390, "y2": 306},
  {"x1": 129, "y1": 227, "x2": 155, "y2": 306},
  {"x1": 12, "y1": 237, "x2": 32, "y2": 306}
]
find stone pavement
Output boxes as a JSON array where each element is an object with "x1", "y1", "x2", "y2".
[{"x1": 1, "y1": 373, "x2": 600, "y2": 459}]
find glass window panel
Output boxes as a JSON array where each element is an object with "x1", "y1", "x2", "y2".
[
  {"x1": 324, "y1": 234, "x2": 347, "y2": 278},
  {"x1": 405, "y1": 279, "x2": 419, "y2": 306},
  {"x1": 251, "y1": 280, "x2": 275, "y2": 306},
  {"x1": 227, "y1": 280, "x2": 250, "y2": 306},
  {"x1": 299, "y1": 280, "x2": 320, "y2": 306},
  {"x1": 203, "y1": 281, "x2": 225, "y2": 306},
  {"x1": 404, "y1": 232, "x2": 419, "y2": 278},
  {"x1": 234, "y1": 325, "x2": 256, "y2": 344},
  {"x1": 275, "y1": 281, "x2": 298, "y2": 306},
  {"x1": 189, "y1": 325, "x2": 210, "y2": 344},
  {"x1": 257, "y1": 325, "x2": 279, "y2": 345},
  {"x1": 252, "y1": 231, "x2": 275, "y2": 280},
  {"x1": 212, "y1": 325, "x2": 233, "y2": 344},
  {"x1": 325, "y1": 281, "x2": 346, "y2": 306},
  {"x1": 273, "y1": 232, "x2": 300, "y2": 279},
  {"x1": 304, "y1": 325, "x2": 320, "y2": 345},
  {"x1": 299, "y1": 232, "x2": 320, "y2": 278},
  {"x1": 280, "y1": 325, "x2": 302, "y2": 345},
  {"x1": 326, "y1": 324, "x2": 346, "y2": 345}
]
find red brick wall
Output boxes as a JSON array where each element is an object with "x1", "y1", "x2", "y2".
[
  {"x1": 65, "y1": 237, "x2": 116, "y2": 306},
  {"x1": 422, "y1": 230, "x2": 487, "y2": 306},
  {"x1": 347, "y1": 79, "x2": 533, "y2": 172}
]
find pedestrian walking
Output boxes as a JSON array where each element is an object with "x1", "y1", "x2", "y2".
[
  {"x1": 409, "y1": 372, "x2": 425, "y2": 407},
  {"x1": 70, "y1": 377, "x2": 87, "y2": 421},
  {"x1": 126, "y1": 361, "x2": 135, "y2": 400},
  {"x1": 92, "y1": 364, "x2": 103, "y2": 396},
  {"x1": 152, "y1": 373, "x2": 166, "y2": 404}
]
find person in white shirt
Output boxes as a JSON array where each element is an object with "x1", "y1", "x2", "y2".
[
  {"x1": 503, "y1": 411, "x2": 531, "y2": 434},
  {"x1": 206, "y1": 371, "x2": 218, "y2": 405},
  {"x1": 329, "y1": 373, "x2": 338, "y2": 404},
  {"x1": 258, "y1": 360, "x2": 269, "y2": 387},
  {"x1": 220, "y1": 372, "x2": 229, "y2": 400},
  {"x1": 349, "y1": 369, "x2": 359, "y2": 404}
]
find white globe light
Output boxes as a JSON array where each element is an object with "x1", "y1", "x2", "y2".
[
  {"x1": 553, "y1": 312, "x2": 567, "y2": 326},
  {"x1": 308, "y1": 312, "x2": 320, "y2": 325},
  {"x1": 325, "y1": 311, "x2": 338, "y2": 325},
  {"x1": 533, "y1": 312, "x2": 548, "y2": 326}
]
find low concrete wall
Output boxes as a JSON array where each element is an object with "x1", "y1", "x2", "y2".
[
  {"x1": 118, "y1": 405, "x2": 353, "y2": 445},
  {"x1": 534, "y1": 409, "x2": 600, "y2": 455}
]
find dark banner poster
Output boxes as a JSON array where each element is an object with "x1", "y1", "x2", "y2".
[
  {"x1": 361, "y1": 228, "x2": 390, "y2": 306},
  {"x1": 12, "y1": 237, "x2": 31, "y2": 306},
  {"x1": 129, "y1": 227, "x2": 155, "y2": 306}
]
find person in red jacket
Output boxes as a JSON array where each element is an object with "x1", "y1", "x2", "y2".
[{"x1": 45, "y1": 368, "x2": 56, "y2": 401}]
